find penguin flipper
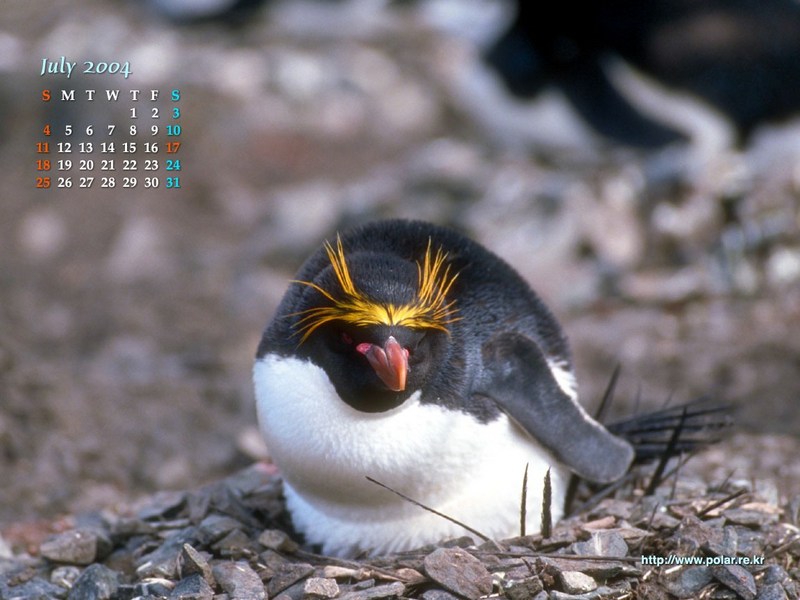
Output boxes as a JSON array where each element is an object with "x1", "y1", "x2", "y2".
[{"x1": 478, "y1": 333, "x2": 634, "y2": 483}]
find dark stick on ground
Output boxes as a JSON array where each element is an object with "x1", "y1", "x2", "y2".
[
  {"x1": 365, "y1": 476, "x2": 491, "y2": 543},
  {"x1": 520, "y1": 463, "x2": 529, "y2": 537},
  {"x1": 644, "y1": 405, "x2": 688, "y2": 495},
  {"x1": 541, "y1": 467, "x2": 552, "y2": 539}
]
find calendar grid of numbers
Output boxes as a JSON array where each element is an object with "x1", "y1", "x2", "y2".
[{"x1": 36, "y1": 56, "x2": 183, "y2": 192}]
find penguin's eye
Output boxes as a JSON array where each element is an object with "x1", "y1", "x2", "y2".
[{"x1": 340, "y1": 331, "x2": 354, "y2": 345}]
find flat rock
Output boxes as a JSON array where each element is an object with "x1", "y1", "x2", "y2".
[
  {"x1": 420, "y1": 590, "x2": 461, "y2": 600},
  {"x1": 265, "y1": 562, "x2": 314, "y2": 597},
  {"x1": 572, "y1": 531, "x2": 629, "y2": 558},
  {"x1": 67, "y1": 563, "x2": 119, "y2": 600},
  {"x1": 212, "y1": 561, "x2": 266, "y2": 600},
  {"x1": 559, "y1": 570, "x2": 597, "y2": 594},
  {"x1": 1, "y1": 575, "x2": 66, "y2": 600},
  {"x1": 756, "y1": 582, "x2": 789, "y2": 600},
  {"x1": 503, "y1": 576, "x2": 544, "y2": 600},
  {"x1": 197, "y1": 515, "x2": 244, "y2": 545},
  {"x1": 40, "y1": 529, "x2": 111, "y2": 566},
  {"x1": 338, "y1": 581, "x2": 406, "y2": 600},
  {"x1": 50, "y1": 565, "x2": 82, "y2": 589},
  {"x1": 257, "y1": 529, "x2": 298, "y2": 553},
  {"x1": 303, "y1": 577, "x2": 339, "y2": 598},
  {"x1": 177, "y1": 543, "x2": 214, "y2": 585},
  {"x1": 710, "y1": 564, "x2": 757, "y2": 600},
  {"x1": 423, "y1": 547, "x2": 493, "y2": 600},
  {"x1": 538, "y1": 556, "x2": 639, "y2": 579},
  {"x1": 136, "y1": 527, "x2": 197, "y2": 579},
  {"x1": 170, "y1": 573, "x2": 215, "y2": 600},
  {"x1": 661, "y1": 566, "x2": 713, "y2": 598}
]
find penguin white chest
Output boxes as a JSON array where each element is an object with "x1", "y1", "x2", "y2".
[{"x1": 254, "y1": 354, "x2": 567, "y2": 557}]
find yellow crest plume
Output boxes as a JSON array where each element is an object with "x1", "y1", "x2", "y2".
[{"x1": 292, "y1": 235, "x2": 460, "y2": 342}]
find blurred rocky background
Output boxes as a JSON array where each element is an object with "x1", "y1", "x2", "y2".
[{"x1": 1, "y1": 0, "x2": 798, "y2": 530}]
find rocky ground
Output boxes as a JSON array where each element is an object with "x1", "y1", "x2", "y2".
[
  {"x1": 1, "y1": 1, "x2": 799, "y2": 598},
  {"x1": 2, "y1": 463, "x2": 800, "y2": 599}
]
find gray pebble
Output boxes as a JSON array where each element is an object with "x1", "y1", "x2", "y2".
[
  {"x1": 303, "y1": 577, "x2": 339, "y2": 598},
  {"x1": 50, "y1": 565, "x2": 82, "y2": 589},
  {"x1": 198, "y1": 515, "x2": 244, "y2": 545},
  {"x1": 550, "y1": 586, "x2": 622, "y2": 600},
  {"x1": 572, "y1": 531, "x2": 629, "y2": 558},
  {"x1": 423, "y1": 547, "x2": 493, "y2": 600},
  {"x1": 257, "y1": 529, "x2": 298, "y2": 553},
  {"x1": 170, "y1": 573, "x2": 215, "y2": 600},
  {"x1": 724, "y1": 508, "x2": 779, "y2": 527},
  {"x1": 559, "y1": 571, "x2": 597, "y2": 595},
  {"x1": 661, "y1": 566, "x2": 713, "y2": 598},
  {"x1": 177, "y1": 543, "x2": 214, "y2": 585},
  {"x1": 762, "y1": 565, "x2": 790, "y2": 586},
  {"x1": 136, "y1": 491, "x2": 187, "y2": 521},
  {"x1": 502, "y1": 576, "x2": 544, "y2": 600},
  {"x1": 710, "y1": 564, "x2": 757, "y2": 600},
  {"x1": 673, "y1": 516, "x2": 723, "y2": 554},
  {"x1": 212, "y1": 561, "x2": 266, "y2": 600},
  {"x1": 67, "y1": 563, "x2": 119, "y2": 600},
  {"x1": 338, "y1": 581, "x2": 406, "y2": 600},
  {"x1": 420, "y1": 590, "x2": 460, "y2": 600},
  {"x1": 40, "y1": 529, "x2": 111, "y2": 566},
  {"x1": 1, "y1": 576, "x2": 67, "y2": 600},
  {"x1": 136, "y1": 527, "x2": 197, "y2": 579},
  {"x1": 265, "y1": 562, "x2": 314, "y2": 597},
  {"x1": 756, "y1": 583, "x2": 789, "y2": 600}
]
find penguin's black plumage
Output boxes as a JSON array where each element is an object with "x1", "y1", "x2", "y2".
[{"x1": 254, "y1": 219, "x2": 634, "y2": 557}]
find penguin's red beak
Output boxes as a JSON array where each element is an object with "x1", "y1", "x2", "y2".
[{"x1": 356, "y1": 335, "x2": 409, "y2": 392}]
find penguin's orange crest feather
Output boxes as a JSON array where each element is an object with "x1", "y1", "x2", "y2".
[{"x1": 292, "y1": 235, "x2": 460, "y2": 342}]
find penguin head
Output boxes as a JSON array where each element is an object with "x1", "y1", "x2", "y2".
[{"x1": 288, "y1": 236, "x2": 460, "y2": 413}]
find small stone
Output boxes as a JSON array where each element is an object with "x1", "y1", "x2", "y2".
[
  {"x1": 177, "y1": 544, "x2": 214, "y2": 585},
  {"x1": 2, "y1": 576, "x2": 66, "y2": 600},
  {"x1": 136, "y1": 491, "x2": 187, "y2": 521},
  {"x1": 662, "y1": 566, "x2": 713, "y2": 598},
  {"x1": 724, "y1": 508, "x2": 779, "y2": 527},
  {"x1": 730, "y1": 526, "x2": 767, "y2": 556},
  {"x1": 572, "y1": 531, "x2": 628, "y2": 558},
  {"x1": 135, "y1": 578, "x2": 175, "y2": 597},
  {"x1": 538, "y1": 557, "x2": 638, "y2": 579},
  {"x1": 710, "y1": 564, "x2": 756, "y2": 600},
  {"x1": 257, "y1": 529, "x2": 298, "y2": 553},
  {"x1": 559, "y1": 571, "x2": 597, "y2": 595},
  {"x1": 67, "y1": 563, "x2": 120, "y2": 600},
  {"x1": 762, "y1": 565, "x2": 790, "y2": 586},
  {"x1": 170, "y1": 573, "x2": 215, "y2": 600},
  {"x1": 550, "y1": 586, "x2": 619, "y2": 600},
  {"x1": 51, "y1": 565, "x2": 82, "y2": 589},
  {"x1": 423, "y1": 547, "x2": 492, "y2": 600},
  {"x1": 503, "y1": 576, "x2": 544, "y2": 600},
  {"x1": 338, "y1": 581, "x2": 406, "y2": 600},
  {"x1": 40, "y1": 529, "x2": 111, "y2": 565},
  {"x1": 420, "y1": 590, "x2": 460, "y2": 600},
  {"x1": 212, "y1": 528, "x2": 254, "y2": 555},
  {"x1": 673, "y1": 516, "x2": 724, "y2": 554},
  {"x1": 266, "y1": 563, "x2": 314, "y2": 597},
  {"x1": 212, "y1": 561, "x2": 266, "y2": 600},
  {"x1": 756, "y1": 583, "x2": 789, "y2": 600},
  {"x1": 303, "y1": 577, "x2": 340, "y2": 598},
  {"x1": 197, "y1": 515, "x2": 244, "y2": 545},
  {"x1": 136, "y1": 527, "x2": 197, "y2": 579}
]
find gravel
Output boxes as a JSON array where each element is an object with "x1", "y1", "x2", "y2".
[{"x1": 1, "y1": 461, "x2": 799, "y2": 600}]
